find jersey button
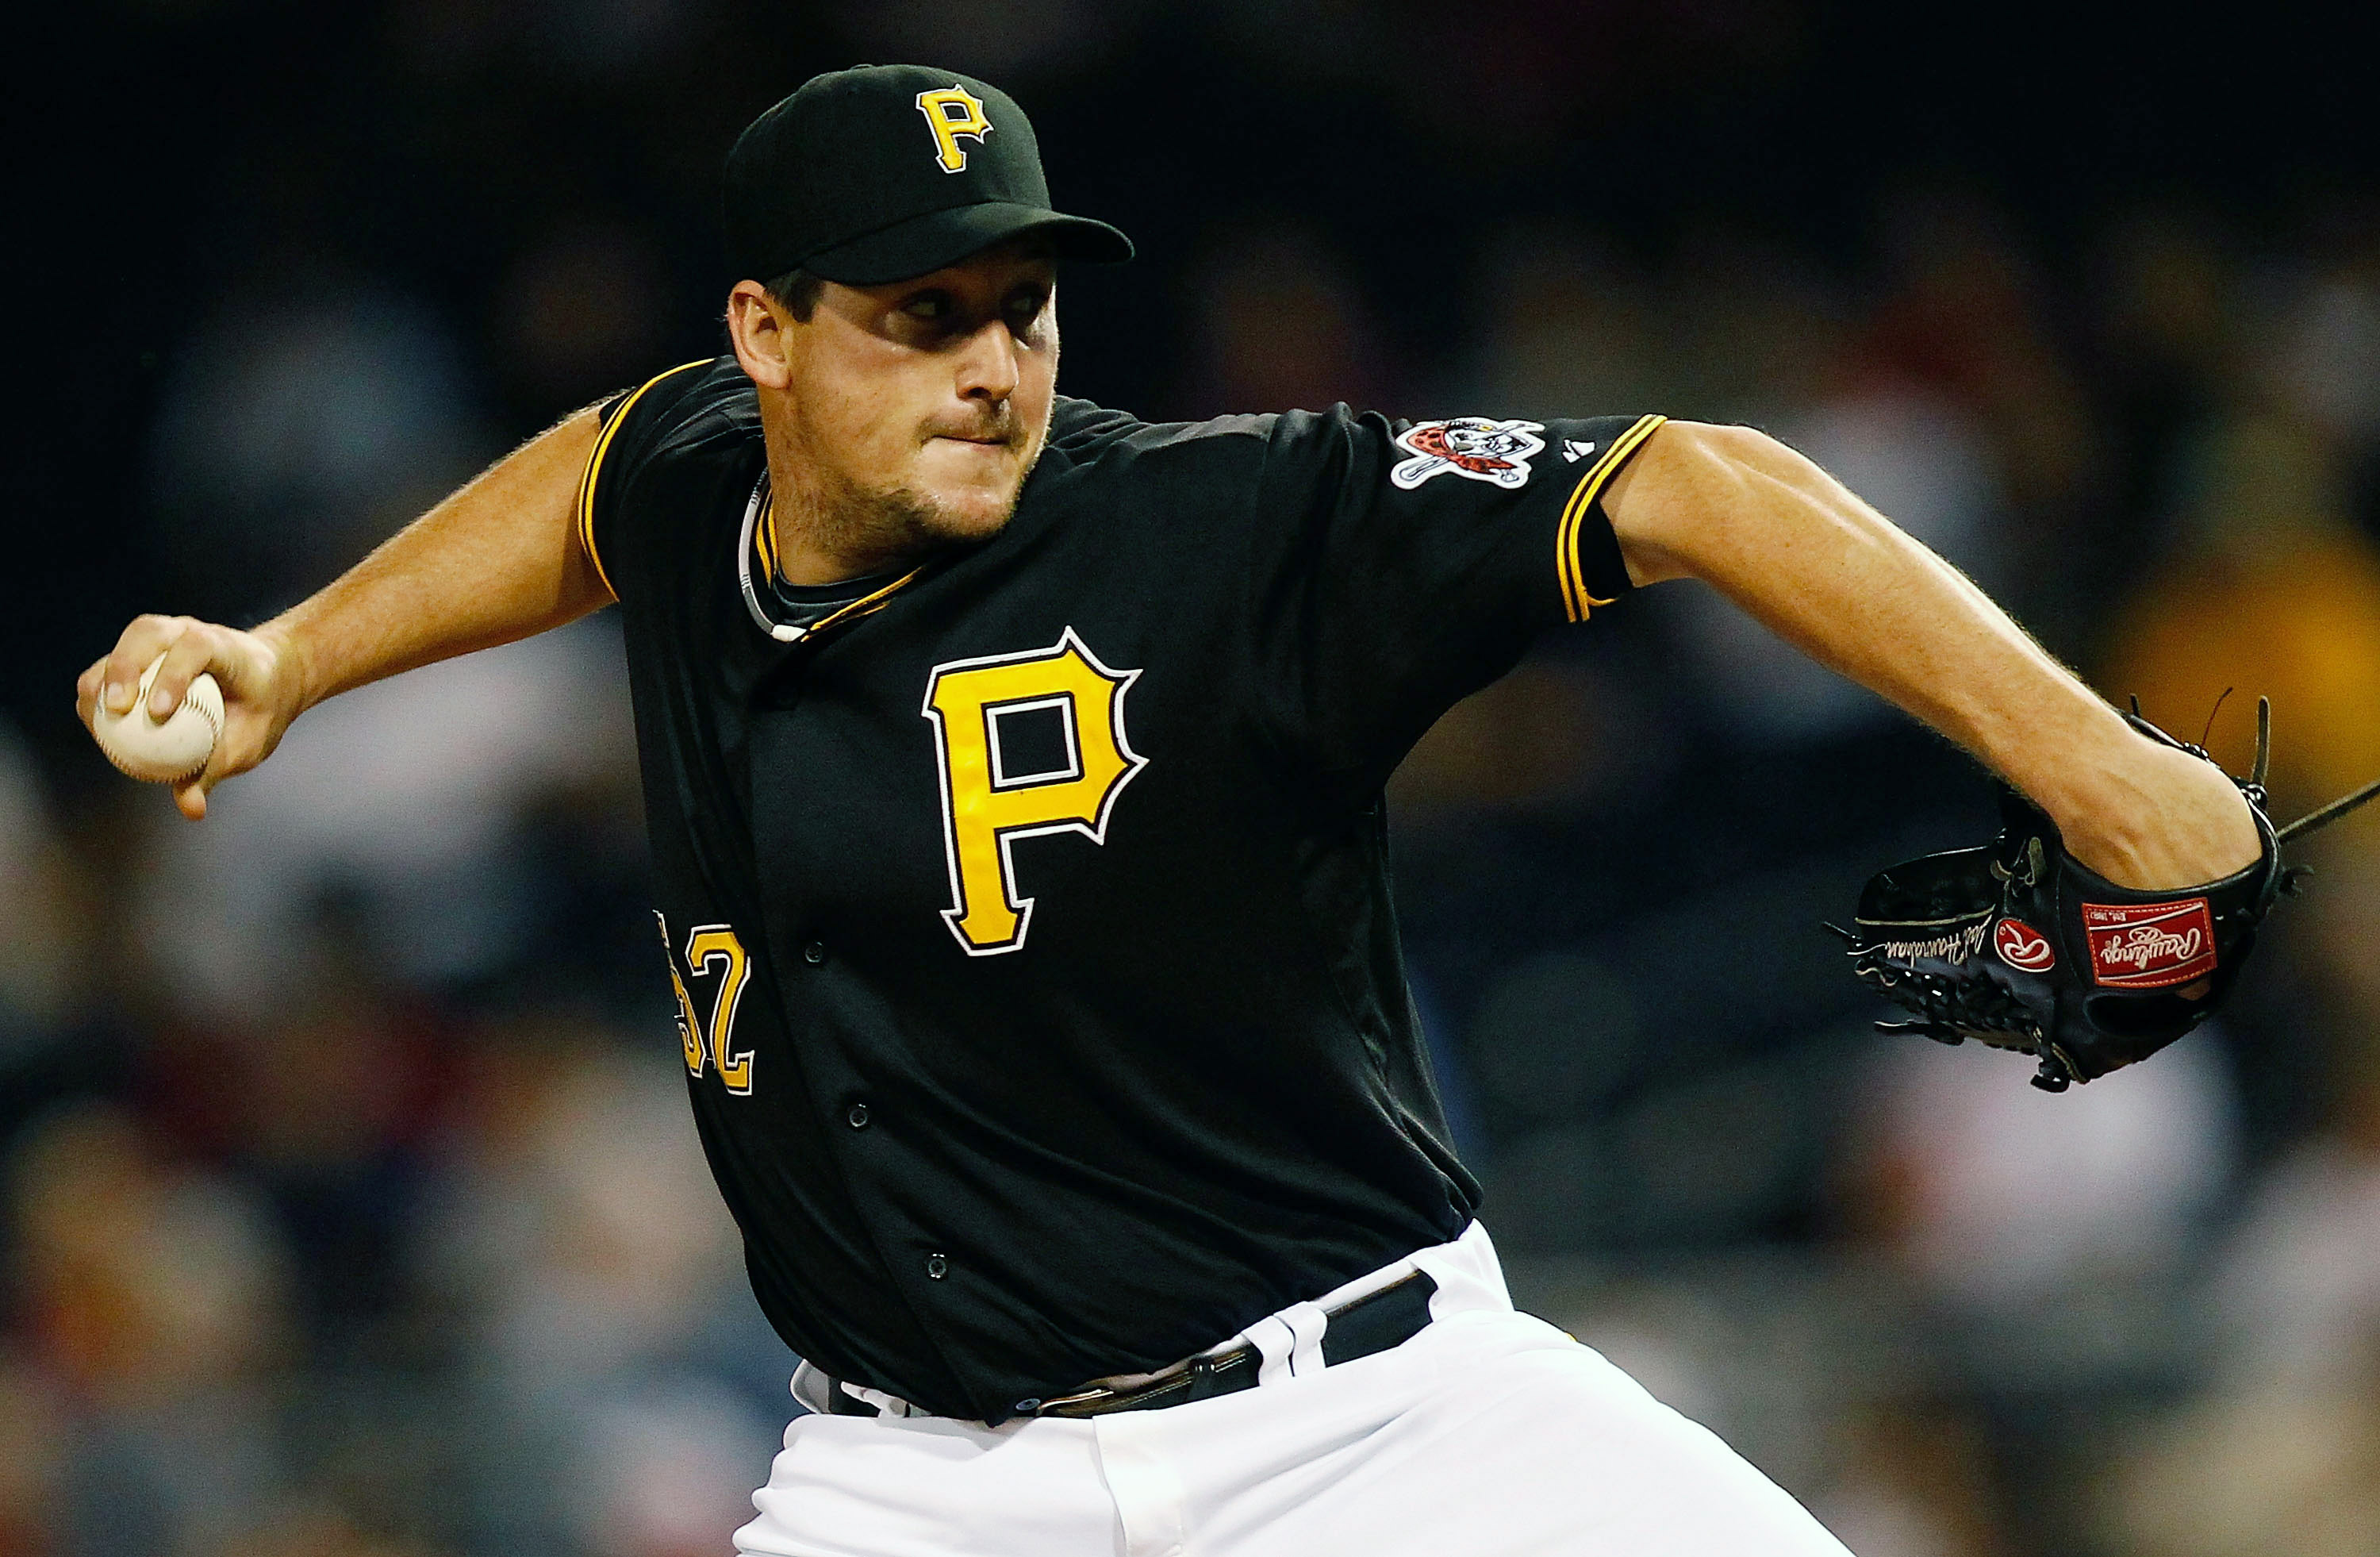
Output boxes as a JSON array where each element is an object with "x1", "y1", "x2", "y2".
[
  {"x1": 846, "y1": 1102, "x2": 870, "y2": 1129},
  {"x1": 924, "y1": 1254, "x2": 949, "y2": 1280},
  {"x1": 802, "y1": 940, "x2": 827, "y2": 965}
]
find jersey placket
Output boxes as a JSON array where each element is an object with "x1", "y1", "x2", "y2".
[{"x1": 743, "y1": 636, "x2": 989, "y2": 1416}]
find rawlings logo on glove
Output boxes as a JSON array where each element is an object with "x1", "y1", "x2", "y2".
[
  {"x1": 1993, "y1": 919, "x2": 2056, "y2": 972},
  {"x1": 2082, "y1": 900, "x2": 2216, "y2": 987},
  {"x1": 1831, "y1": 698, "x2": 2378, "y2": 1091}
]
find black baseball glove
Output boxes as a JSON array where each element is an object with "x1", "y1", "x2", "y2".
[{"x1": 1835, "y1": 700, "x2": 2374, "y2": 1091}]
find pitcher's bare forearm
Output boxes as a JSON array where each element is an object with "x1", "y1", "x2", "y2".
[
  {"x1": 78, "y1": 405, "x2": 608, "y2": 818},
  {"x1": 261, "y1": 405, "x2": 611, "y2": 712},
  {"x1": 1603, "y1": 421, "x2": 2259, "y2": 890}
]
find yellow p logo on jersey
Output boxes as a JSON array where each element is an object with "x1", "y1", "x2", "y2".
[
  {"x1": 916, "y1": 85, "x2": 993, "y2": 173},
  {"x1": 923, "y1": 629, "x2": 1148, "y2": 955}
]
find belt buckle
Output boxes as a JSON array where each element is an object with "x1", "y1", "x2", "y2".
[
  {"x1": 1033, "y1": 1269, "x2": 1438, "y2": 1420},
  {"x1": 1033, "y1": 1382, "x2": 1121, "y2": 1416},
  {"x1": 1035, "y1": 1348, "x2": 1233, "y2": 1418}
]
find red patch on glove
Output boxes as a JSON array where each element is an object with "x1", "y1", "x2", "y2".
[
  {"x1": 1994, "y1": 918, "x2": 2056, "y2": 972},
  {"x1": 2082, "y1": 899, "x2": 2217, "y2": 989}
]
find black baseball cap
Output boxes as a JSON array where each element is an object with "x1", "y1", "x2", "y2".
[{"x1": 723, "y1": 64, "x2": 1134, "y2": 287}]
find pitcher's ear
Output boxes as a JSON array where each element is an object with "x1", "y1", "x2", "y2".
[{"x1": 725, "y1": 280, "x2": 797, "y2": 392}]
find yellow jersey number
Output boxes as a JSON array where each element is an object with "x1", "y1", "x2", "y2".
[{"x1": 655, "y1": 913, "x2": 754, "y2": 1094}]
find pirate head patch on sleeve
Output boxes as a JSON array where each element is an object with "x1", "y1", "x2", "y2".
[{"x1": 1389, "y1": 417, "x2": 1545, "y2": 490}]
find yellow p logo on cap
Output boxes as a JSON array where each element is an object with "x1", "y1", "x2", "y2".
[{"x1": 916, "y1": 85, "x2": 993, "y2": 173}]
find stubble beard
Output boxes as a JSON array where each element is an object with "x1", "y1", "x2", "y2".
[{"x1": 792, "y1": 435, "x2": 1042, "y2": 576}]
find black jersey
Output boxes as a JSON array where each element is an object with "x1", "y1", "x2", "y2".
[{"x1": 581, "y1": 356, "x2": 1659, "y2": 1422}]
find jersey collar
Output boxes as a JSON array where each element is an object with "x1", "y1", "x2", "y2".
[{"x1": 736, "y1": 472, "x2": 924, "y2": 644}]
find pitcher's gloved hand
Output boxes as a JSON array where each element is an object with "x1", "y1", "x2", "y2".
[{"x1": 1830, "y1": 699, "x2": 2374, "y2": 1092}]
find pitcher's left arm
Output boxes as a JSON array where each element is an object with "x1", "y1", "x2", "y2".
[{"x1": 1599, "y1": 421, "x2": 2259, "y2": 891}]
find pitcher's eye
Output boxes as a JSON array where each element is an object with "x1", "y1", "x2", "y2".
[
  {"x1": 901, "y1": 291, "x2": 953, "y2": 321},
  {"x1": 1004, "y1": 288, "x2": 1052, "y2": 337}
]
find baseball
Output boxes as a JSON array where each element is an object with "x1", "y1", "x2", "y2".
[{"x1": 90, "y1": 654, "x2": 223, "y2": 784}]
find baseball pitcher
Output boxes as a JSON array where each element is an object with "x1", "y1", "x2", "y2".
[{"x1": 86, "y1": 65, "x2": 2340, "y2": 1557}]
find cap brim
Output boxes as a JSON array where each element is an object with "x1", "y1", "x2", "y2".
[{"x1": 800, "y1": 202, "x2": 1134, "y2": 286}]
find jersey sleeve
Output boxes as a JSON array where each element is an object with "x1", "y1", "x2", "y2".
[
  {"x1": 1243, "y1": 405, "x2": 1665, "y2": 794},
  {"x1": 578, "y1": 359, "x2": 730, "y2": 599}
]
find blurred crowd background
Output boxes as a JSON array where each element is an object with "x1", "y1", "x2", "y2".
[{"x1": 8, "y1": 2, "x2": 2380, "y2": 1555}]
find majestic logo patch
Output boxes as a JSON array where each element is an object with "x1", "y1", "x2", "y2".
[
  {"x1": 1994, "y1": 917, "x2": 2056, "y2": 972},
  {"x1": 1389, "y1": 417, "x2": 1545, "y2": 490},
  {"x1": 916, "y1": 85, "x2": 993, "y2": 173},
  {"x1": 2082, "y1": 899, "x2": 2217, "y2": 989}
]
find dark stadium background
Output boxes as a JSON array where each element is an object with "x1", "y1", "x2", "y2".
[{"x1": 6, "y1": 3, "x2": 2380, "y2": 1555}]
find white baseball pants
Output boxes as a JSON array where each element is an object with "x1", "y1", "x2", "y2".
[{"x1": 734, "y1": 1222, "x2": 1852, "y2": 1557}]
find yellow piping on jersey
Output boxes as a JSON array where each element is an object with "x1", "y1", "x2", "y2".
[
  {"x1": 741, "y1": 484, "x2": 926, "y2": 642},
  {"x1": 1557, "y1": 413, "x2": 1666, "y2": 622},
  {"x1": 807, "y1": 566, "x2": 927, "y2": 632},
  {"x1": 755, "y1": 491, "x2": 924, "y2": 630},
  {"x1": 577, "y1": 359, "x2": 711, "y2": 598}
]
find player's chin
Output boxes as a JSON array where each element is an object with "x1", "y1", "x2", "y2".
[
  {"x1": 928, "y1": 494, "x2": 1023, "y2": 545},
  {"x1": 914, "y1": 451, "x2": 1027, "y2": 536}
]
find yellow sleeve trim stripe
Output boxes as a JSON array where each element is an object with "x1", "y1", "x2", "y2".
[
  {"x1": 577, "y1": 359, "x2": 712, "y2": 598},
  {"x1": 1557, "y1": 413, "x2": 1666, "y2": 623}
]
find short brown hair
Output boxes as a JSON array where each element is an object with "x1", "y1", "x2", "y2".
[{"x1": 766, "y1": 267, "x2": 825, "y2": 321}]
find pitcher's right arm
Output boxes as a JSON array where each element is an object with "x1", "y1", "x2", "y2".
[{"x1": 76, "y1": 404, "x2": 610, "y2": 821}]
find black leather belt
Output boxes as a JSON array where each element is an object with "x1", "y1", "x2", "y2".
[
  {"x1": 1035, "y1": 1269, "x2": 1439, "y2": 1419},
  {"x1": 822, "y1": 1270, "x2": 1440, "y2": 1421}
]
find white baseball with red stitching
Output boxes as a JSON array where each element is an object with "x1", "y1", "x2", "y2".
[{"x1": 91, "y1": 654, "x2": 223, "y2": 784}]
